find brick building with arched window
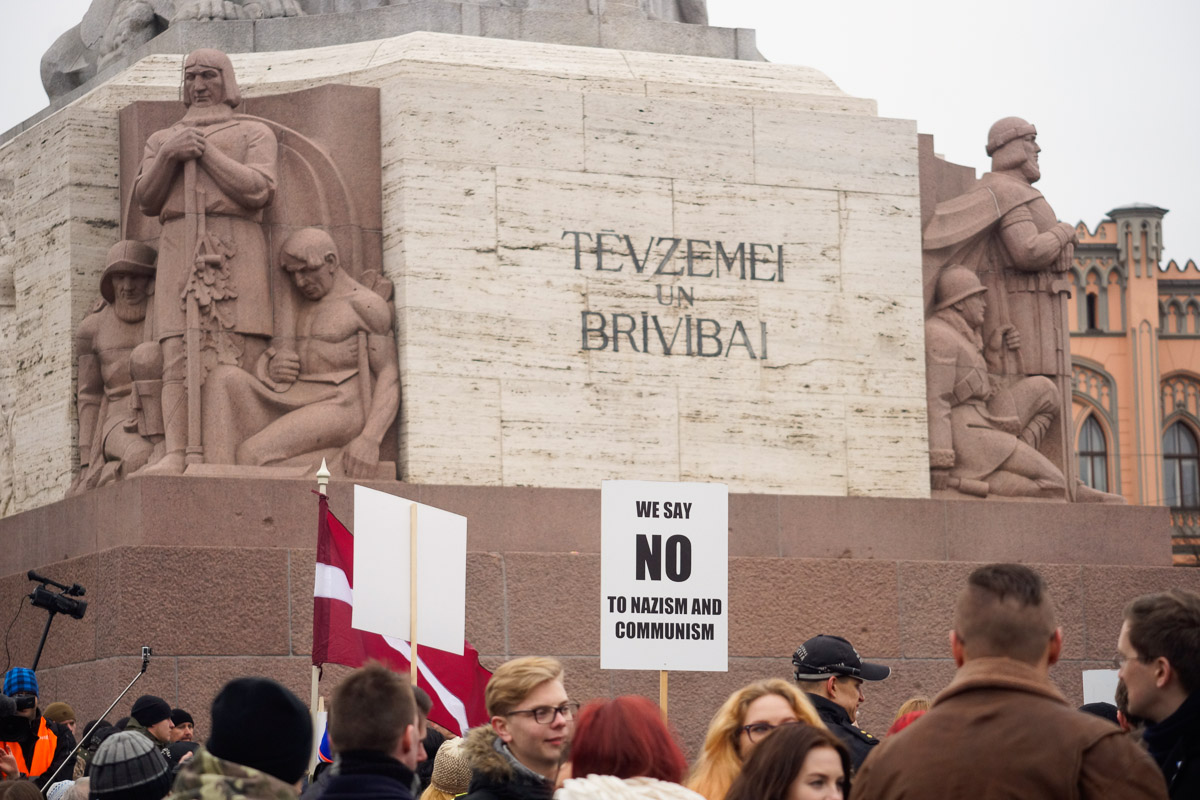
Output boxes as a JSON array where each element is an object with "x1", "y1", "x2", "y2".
[{"x1": 1068, "y1": 203, "x2": 1200, "y2": 564}]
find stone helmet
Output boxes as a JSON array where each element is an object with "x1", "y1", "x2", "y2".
[
  {"x1": 986, "y1": 116, "x2": 1037, "y2": 156},
  {"x1": 934, "y1": 265, "x2": 986, "y2": 312},
  {"x1": 100, "y1": 240, "x2": 156, "y2": 304}
]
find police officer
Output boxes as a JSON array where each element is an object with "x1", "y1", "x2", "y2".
[{"x1": 792, "y1": 634, "x2": 890, "y2": 771}]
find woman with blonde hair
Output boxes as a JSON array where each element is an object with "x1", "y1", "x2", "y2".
[{"x1": 686, "y1": 679, "x2": 824, "y2": 800}]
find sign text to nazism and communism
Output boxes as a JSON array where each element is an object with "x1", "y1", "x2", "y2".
[
  {"x1": 600, "y1": 480, "x2": 729, "y2": 671},
  {"x1": 564, "y1": 231, "x2": 781, "y2": 360}
]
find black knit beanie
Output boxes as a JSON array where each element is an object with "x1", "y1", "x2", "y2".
[
  {"x1": 170, "y1": 708, "x2": 193, "y2": 727},
  {"x1": 130, "y1": 695, "x2": 171, "y2": 727},
  {"x1": 88, "y1": 731, "x2": 172, "y2": 800},
  {"x1": 207, "y1": 677, "x2": 311, "y2": 784}
]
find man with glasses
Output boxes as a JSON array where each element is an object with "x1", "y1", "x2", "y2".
[
  {"x1": 0, "y1": 668, "x2": 76, "y2": 787},
  {"x1": 462, "y1": 657, "x2": 576, "y2": 800},
  {"x1": 1118, "y1": 590, "x2": 1200, "y2": 798},
  {"x1": 792, "y1": 634, "x2": 890, "y2": 770}
]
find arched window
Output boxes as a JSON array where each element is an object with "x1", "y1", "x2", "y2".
[
  {"x1": 1077, "y1": 415, "x2": 1108, "y2": 493},
  {"x1": 1163, "y1": 422, "x2": 1200, "y2": 508},
  {"x1": 1085, "y1": 294, "x2": 1099, "y2": 331}
]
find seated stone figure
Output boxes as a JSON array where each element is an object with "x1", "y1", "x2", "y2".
[
  {"x1": 70, "y1": 240, "x2": 164, "y2": 494},
  {"x1": 201, "y1": 228, "x2": 399, "y2": 477},
  {"x1": 925, "y1": 265, "x2": 1066, "y2": 499}
]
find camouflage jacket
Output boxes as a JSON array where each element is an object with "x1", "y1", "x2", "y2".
[{"x1": 168, "y1": 748, "x2": 299, "y2": 800}]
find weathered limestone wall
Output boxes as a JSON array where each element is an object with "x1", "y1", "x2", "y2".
[
  {"x1": 0, "y1": 32, "x2": 928, "y2": 513},
  {"x1": 0, "y1": 108, "x2": 120, "y2": 512}
]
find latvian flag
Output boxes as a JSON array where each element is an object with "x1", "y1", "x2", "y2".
[{"x1": 312, "y1": 492, "x2": 491, "y2": 735}]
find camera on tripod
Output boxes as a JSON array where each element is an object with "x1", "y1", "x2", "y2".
[
  {"x1": 25, "y1": 570, "x2": 87, "y2": 671},
  {"x1": 27, "y1": 570, "x2": 86, "y2": 620},
  {"x1": 27, "y1": 585, "x2": 86, "y2": 623}
]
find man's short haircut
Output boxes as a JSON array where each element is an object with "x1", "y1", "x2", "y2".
[
  {"x1": 953, "y1": 563, "x2": 1057, "y2": 665},
  {"x1": 484, "y1": 657, "x2": 564, "y2": 718},
  {"x1": 329, "y1": 662, "x2": 416, "y2": 755},
  {"x1": 1123, "y1": 589, "x2": 1200, "y2": 694},
  {"x1": 413, "y1": 685, "x2": 432, "y2": 717}
]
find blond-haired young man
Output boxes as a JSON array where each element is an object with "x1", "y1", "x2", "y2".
[{"x1": 462, "y1": 657, "x2": 577, "y2": 800}]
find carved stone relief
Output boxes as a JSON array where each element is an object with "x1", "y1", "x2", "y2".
[
  {"x1": 70, "y1": 50, "x2": 394, "y2": 489},
  {"x1": 921, "y1": 118, "x2": 1122, "y2": 503}
]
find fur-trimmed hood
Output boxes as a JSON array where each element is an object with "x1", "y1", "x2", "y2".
[
  {"x1": 463, "y1": 725, "x2": 515, "y2": 783},
  {"x1": 460, "y1": 725, "x2": 552, "y2": 800}
]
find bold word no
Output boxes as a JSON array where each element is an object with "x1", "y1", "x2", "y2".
[{"x1": 636, "y1": 534, "x2": 692, "y2": 582}]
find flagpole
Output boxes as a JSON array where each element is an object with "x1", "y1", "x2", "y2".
[
  {"x1": 310, "y1": 459, "x2": 331, "y2": 774},
  {"x1": 410, "y1": 502, "x2": 419, "y2": 685}
]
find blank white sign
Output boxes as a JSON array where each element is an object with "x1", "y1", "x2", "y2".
[
  {"x1": 1082, "y1": 669, "x2": 1120, "y2": 706},
  {"x1": 351, "y1": 485, "x2": 467, "y2": 655}
]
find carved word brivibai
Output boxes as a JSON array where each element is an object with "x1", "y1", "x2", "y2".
[{"x1": 582, "y1": 313, "x2": 767, "y2": 359}]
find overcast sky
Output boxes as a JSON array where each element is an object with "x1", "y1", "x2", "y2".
[{"x1": 3, "y1": 0, "x2": 1198, "y2": 265}]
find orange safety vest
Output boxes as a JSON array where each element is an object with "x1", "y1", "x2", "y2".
[{"x1": 4, "y1": 717, "x2": 56, "y2": 777}]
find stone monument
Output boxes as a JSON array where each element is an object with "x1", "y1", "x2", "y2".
[
  {"x1": 0, "y1": 4, "x2": 1187, "y2": 759},
  {"x1": 922, "y1": 117, "x2": 1119, "y2": 503},
  {"x1": 71, "y1": 49, "x2": 395, "y2": 482}
]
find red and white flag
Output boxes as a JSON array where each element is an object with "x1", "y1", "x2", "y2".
[{"x1": 312, "y1": 493, "x2": 491, "y2": 735}]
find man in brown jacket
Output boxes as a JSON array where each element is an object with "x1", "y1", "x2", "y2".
[{"x1": 850, "y1": 563, "x2": 1167, "y2": 800}]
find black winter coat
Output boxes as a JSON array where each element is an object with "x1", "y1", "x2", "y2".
[
  {"x1": 806, "y1": 693, "x2": 881, "y2": 772},
  {"x1": 320, "y1": 751, "x2": 416, "y2": 800},
  {"x1": 1144, "y1": 692, "x2": 1200, "y2": 800}
]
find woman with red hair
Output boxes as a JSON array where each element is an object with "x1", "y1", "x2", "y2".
[{"x1": 555, "y1": 696, "x2": 704, "y2": 799}]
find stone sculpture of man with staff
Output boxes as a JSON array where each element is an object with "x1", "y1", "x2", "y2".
[{"x1": 133, "y1": 48, "x2": 294, "y2": 475}]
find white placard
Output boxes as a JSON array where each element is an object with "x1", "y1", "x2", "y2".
[
  {"x1": 601, "y1": 479, "x2": 728, "y2": 671},
  {"x1": 1082, "y1": 668, "x2": 1121, "y2": 706},
  {"x1": 352, "y1": 485, "x2": 467, "y2": 655}
]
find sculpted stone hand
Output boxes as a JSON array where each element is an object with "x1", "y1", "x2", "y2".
[
  {"x1": 341, "y1": 434, "x2": 381, "y2": 479},
  {"x1": 160, "y1": 127, "x2": 206, "y2": 162},
  {"x1": 987, "y1": 324, "x2": 1020, "y2": 354},
  {"x1": 266, "y1": 348, "x2": 300, "y2": 386}
]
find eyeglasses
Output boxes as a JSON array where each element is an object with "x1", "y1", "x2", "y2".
[
  {"x1": 741, "y1": 720, "x2": 803, "y2": 743},
  {"x1": 1113, "y1": 652, "x2": 1143, "y2": 670},
  {"x1": 507, "y1": 701, "x2": 580, "y2": 725}
]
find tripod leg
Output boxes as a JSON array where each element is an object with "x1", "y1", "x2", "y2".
[{"x1": 30, "y1": 611, "x2": 56, "y2": 671}]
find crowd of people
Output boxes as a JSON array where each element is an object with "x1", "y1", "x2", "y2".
[{"x1": 0, "y1": 564, "x2": 1194, "y2": 800}]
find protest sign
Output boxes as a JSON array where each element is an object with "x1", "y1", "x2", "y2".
[
  {"x1": 352, "y1": 485, "x2": 467, "y2": 655},
  {"x1": 601, "y1": 479, "x2": 728, "y2": 671}
]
